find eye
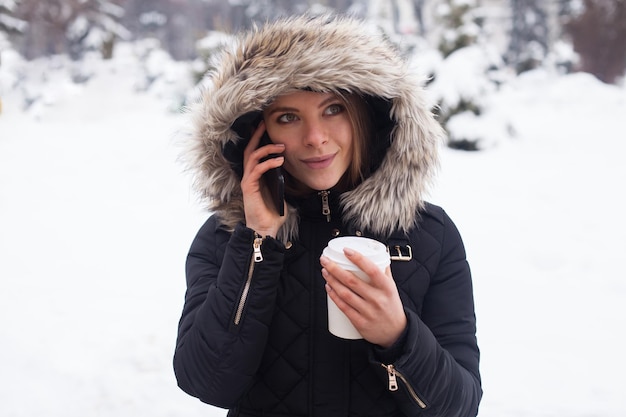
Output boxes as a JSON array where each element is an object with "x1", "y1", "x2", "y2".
[
  {"x1": 277, "y1": 113, "x2": 299, "y2": 123},
  {"x1": 324, "y1": 103, "x2": 345, "y2": 116}
]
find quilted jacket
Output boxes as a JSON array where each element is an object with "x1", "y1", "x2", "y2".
[{"x1": 174, "y1": 14, "x2": 481, "y2": 417}]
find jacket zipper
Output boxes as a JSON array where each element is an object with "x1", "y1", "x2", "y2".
[
  {"x1": 234, "y1": 235, "x2": 263, "y2": 326},
  {"x1": 318, "y1": 190, "x2": 331, "y2": 222},
  {"x1": 381, "y1": 364, "x2": 427, "y2": 409}
]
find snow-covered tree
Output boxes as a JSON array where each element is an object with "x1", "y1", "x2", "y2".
[
  {"x1": 65, "y1": 0, "x2": 130, "y2": 59},
  {"x1": 506, "y1": 0, "x2": 550, "y2": 73},
  {"x1": 13, "y1": 0, "x2": 129, "y2": 60},
  {"x1": 435, "y1": 0, "x2": 482, "y2": 57},
  {"x1": 428, "y1": 0, "x2": 514, "y2": 150},
  {"x1": 0, "y1": 0, "x2": 26, "y2": 35}
]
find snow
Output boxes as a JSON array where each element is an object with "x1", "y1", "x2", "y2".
[{"x1": 1, "y1": 40, "x2": 626, "y2": 417}]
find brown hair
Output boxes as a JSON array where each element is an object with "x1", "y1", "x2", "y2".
[{"x1": 341, "y1": 92, "x2": 372, "y2": 187}]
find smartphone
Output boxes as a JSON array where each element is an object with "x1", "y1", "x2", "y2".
[
  {"x1": 229, "y1": 112, "x2": 285, "y2": 216},
  {"x1": 259, "y1": 131, "x2": 285, "y2": 216}
]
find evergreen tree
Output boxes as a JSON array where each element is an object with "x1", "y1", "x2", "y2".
[
  {"x1": 0, "y1": 0, "x2": 26, "y2": 34},
  {"x1": 13, "y1": 0, "x2": 128, "y2": 59},
  {"x1": 436, "y1": 0, "x2": 482, "y2": 57},
  {"x1": 506, "y1": 0, "x2": 549, "y2": 73},
  {"x1": 64, "y1": 0, "x2": 130, "y2": 60}
]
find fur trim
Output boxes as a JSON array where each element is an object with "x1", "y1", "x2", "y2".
[{"x1": 181, "y1": 14, "x2": 444, "y2": 242}]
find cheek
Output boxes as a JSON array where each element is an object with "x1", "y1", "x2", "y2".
[
  {"x1": 336, "y1": 117, "x2": 353, "y2": 142},
  {"x1": 339, "y1": 128, "x2": 354, "y2": 155},
  {"x1": 280, "y1": 148, "x2": 299, "y2": 173}
]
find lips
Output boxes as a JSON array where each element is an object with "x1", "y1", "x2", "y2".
[{"x1": 302, "y1": 154, "x2": 335, "y2": 169}]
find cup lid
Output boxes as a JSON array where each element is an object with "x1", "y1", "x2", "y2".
[{"x1": 324, "y1": 236, "x2": 390, "y2": 268}]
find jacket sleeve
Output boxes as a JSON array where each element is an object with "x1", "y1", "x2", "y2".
[
  {"x1": 375, "y1": 208, "x2": 482, "y2": 417},
  {"x1": 173, "y1": 217, "x2": 285, "y2": 408}
]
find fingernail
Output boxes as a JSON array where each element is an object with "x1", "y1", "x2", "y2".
[
  {"x1": 344, "y1": 248, "x2": 355, "y2": 256},
  {"x1": 320, "y1": 256, "x2": 328, "y2": 266}
]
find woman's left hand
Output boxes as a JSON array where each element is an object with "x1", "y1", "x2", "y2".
[{"x1": 321, "y1": 249, "x2": 407, "y2": 348}]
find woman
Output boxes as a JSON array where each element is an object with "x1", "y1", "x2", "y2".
[{"x1": 174, "y1": 14, "x2": 481, "y2": 417}]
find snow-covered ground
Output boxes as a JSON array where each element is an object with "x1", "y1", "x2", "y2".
[{"x1": 1, "y1": 42, "x2": 626, "y2": 417}]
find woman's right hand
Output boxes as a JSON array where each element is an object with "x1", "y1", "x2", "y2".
[{"x1": 241, "y1": 121, "x2": 287, "y2": 238}]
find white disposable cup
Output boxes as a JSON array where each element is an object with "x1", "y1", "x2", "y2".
[{"x1": 322, "y1": 236, "x2": 390, "y2": 339}]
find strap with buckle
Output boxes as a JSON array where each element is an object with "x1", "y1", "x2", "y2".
[{"x1": 388, "y1": 244, "x2": 412, "y2": 261}]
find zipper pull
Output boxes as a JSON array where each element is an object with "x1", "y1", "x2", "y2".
[
  {"x1": 383, "y1": 364, "x2": 399, "y2": 391},
  {"x1": 318, "y1": 190, "x2": 331, "y2": 222},
  {"x1": 253, "y1": 235, "x2": 263, "y2": 262},
  {"x1": 381, "y1": 364, "x2": 428, "y2": 409}
]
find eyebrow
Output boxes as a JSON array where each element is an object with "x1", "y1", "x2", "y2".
[{"x1": 266, "y1": 95, "x2": 340, "y2": 116}]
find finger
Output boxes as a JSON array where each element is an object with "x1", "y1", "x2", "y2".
[
  {"x1": 320, "y1": 256, "x2": 366, "y2": 295},
  {"x1": 244, "y1": 123, "x2": 285, "y2": 171},
  {"x1": 343, "y1": 248, "x2": 390, "y2": 288},
  {"x1": 243, "y1": 142, "x2": 284, "y2": 188},
  {"x1": 321, "y1": 259, "x2": 369, "y2": 313},
  {"x1": 323, "y1": 274, "x2": 365, "y2": 321}
]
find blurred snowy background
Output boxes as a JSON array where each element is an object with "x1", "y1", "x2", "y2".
[{"x1": 1, "y1": 1, "x2": 626, "y2": 416}]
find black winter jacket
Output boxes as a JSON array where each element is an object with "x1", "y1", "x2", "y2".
[
  {"x1": 174, "y1": 197, "x2": 481, "y2": 417},
  {"x1": 174, "y1": 14, "x2": 481, "y2": 417}
]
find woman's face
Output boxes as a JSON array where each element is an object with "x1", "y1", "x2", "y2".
[{"x1": 263, "y1": 91, "x2": 354, "y2": 192}]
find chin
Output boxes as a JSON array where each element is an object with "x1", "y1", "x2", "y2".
[
  {"x1": 306, "y1": 179, "x2": 340, "y2": 191},
  {"x1": 289, "y1": 171, "x2": 344, "y2": 192}
]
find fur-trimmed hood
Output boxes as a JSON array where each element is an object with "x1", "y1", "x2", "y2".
[{"x1": 182, "y1": 14, "x2": 445, "y2": 243}]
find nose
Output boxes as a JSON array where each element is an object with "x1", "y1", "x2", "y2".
[{"x1": 302, "y1": 120, "x2": 328, "y2": 148}]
